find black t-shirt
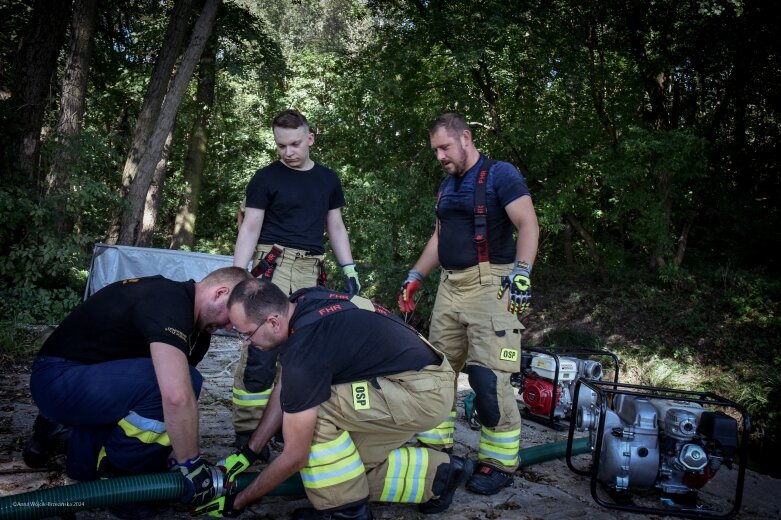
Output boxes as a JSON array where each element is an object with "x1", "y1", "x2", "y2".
[
  {"x1": 279, "y1": 288, "x2": 441, "y2": 413},
  {"x1": 436, "y1": 156, "x2": 531, "y2": 269},
  {"x1": 245, "y1": 160, "x2": 345, "y2": 254},
  {"x1": 38, "y1": 276, "x2": 210, "y2": 365}
]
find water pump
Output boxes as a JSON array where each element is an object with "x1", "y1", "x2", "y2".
[
  {"x1": 567, "y1": 380, "x2": 750, "y2": 519},
  {"x1": 511, "y1": 347, "x2": 619, "y2": 429}
]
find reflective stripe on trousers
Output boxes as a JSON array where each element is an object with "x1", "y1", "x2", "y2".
[
  {"x1": 379, "y1": 447, "x2": 431, "y2": 503},
  {"x1": 478, "y1": 425, "x2": 520, "y2": 467},
  {"x1": 232, "y1": 387, "x2": 273, "y2": 408},
  {"x1": 118, "y1": 411, "x2": 171, "y2": 446},
  {"x1": 97, "y1": 411, "x2": 172, "y2": 474},
  {"x1": 301, "y1": 431, "x2": 366, "y2": 490},
  {"x1": 415, "y1": 411, "x2": 455, "y2": 447}
]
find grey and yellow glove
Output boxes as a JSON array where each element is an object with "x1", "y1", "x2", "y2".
[
  {"x1": 217, "y1": 446, "x2": 257, "y2": 488},
  {"x1": 193, "y1": 487, "x2": 243, "y2": 517},
  {"x1": 340, "y1": 263, "x2": 361, "y2": 296},
  {"x1": 170, "y1": 455, "x2": 223, "y2": 506},
  {"x1": 498, "y1": 261, "x2": 532, "y2": 315}
]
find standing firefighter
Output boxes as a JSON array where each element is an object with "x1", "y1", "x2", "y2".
[
  {"x1": 232, "y1": 109, "x2": 360, "y2": 451},
  {"x1": 194, "y1": 280, "x2": 471, "y2": 519},
  {"x1": 25, "y1": 267, "x2": 252, "y2": 518},
  {"x1": 398, "y1": 112, "x2": 540, "y2": 495}
]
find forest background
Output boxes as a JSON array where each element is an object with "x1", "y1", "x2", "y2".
[{"x1": 1, "y1": 0, "x2": 779, "y2": 476}]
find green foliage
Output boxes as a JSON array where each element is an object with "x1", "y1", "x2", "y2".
[
  {"x1": 536, "y1": 327, "x2": 605, "y2": 350},
  {"x1": 0, "y1": 319, "x2": 47, "y2": 360},
  {"x1": 0, "y1": 128, "x2": 121, "y2": 324}
]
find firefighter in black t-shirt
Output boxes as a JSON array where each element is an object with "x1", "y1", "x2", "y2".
[
  {"x1": 230, "y1": 110, "x2": 360, "y2": 452},
  {"x1": 24, "y1": 267, "x2": 252, "y2": 518},
  {"x1": 194, "y1": 279, "x2": 470, "y2": 520}
]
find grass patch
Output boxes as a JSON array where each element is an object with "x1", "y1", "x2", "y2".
[{"x1": 0, "y1": 318, "x2": 49, "y2": 362}]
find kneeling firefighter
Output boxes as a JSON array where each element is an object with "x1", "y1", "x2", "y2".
[{"x1": 196, "y1": 280, "x2": 472, "y2": 519}]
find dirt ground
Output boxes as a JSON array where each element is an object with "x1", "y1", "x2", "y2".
[{"x1": 1, "y1": 335, "x2": 779, "y2": 520}]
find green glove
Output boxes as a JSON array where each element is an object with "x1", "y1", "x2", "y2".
[
  {"x1": 217, "y1": 446, "x2": 258, "y2": 488},
  {"x1": 341, "y1": 263, "x2": 361, "y2": 296},
  {"x1": 193, "y1": 487, "x2": 243, "y2": 517}
]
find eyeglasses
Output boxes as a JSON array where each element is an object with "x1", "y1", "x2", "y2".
[{"x1": 237, "y1": 316, "x2": 272, "y2": 343}]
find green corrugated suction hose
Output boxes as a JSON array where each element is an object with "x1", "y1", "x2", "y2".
[
  {"x1": 0, "y1": 438, "x2": 590, "y2": 520},
  {"x1": 0, "y1": 472, "x2": 304, "y2": 520}
]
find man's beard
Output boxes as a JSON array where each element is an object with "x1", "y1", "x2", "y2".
[{"x1": 445, "y1": 148, "x2": 468, "y2": 176}]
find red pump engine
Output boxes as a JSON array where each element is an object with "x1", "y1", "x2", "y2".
[{"x1": 522, "y1": 372, "x2": 561, "y2": 416}]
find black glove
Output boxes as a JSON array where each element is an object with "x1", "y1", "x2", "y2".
[
  {"x1": 498, "y1": 261, "x2": 532, "y2": 315},
  {"x1": 171, "y1": 456, "x2": 223, "y2": 506},
  {"x1": 192, "y1": 487, "x2": 244, "y2": 517},
  {"x1": 217, "y1": 446, "x2": 258, "y2": 488},
  {"x1": 341, "y1": 263, "x2": 361, "y2": 296}
]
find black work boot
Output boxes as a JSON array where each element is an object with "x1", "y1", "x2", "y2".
[
  {"x1": 419, "y1": 455, "x2": 474, "y2": 514},
  {"x1": 466, "y1": 463, "x2": 514, "y2": 495},
  {"x1": 22, "y1": 414, "x2": 71, "y2": 468},
  {"x1": 291, "y1": 502, "x2": 372, "y2": 520}
]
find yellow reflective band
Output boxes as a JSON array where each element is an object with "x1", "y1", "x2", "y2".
[
  {"x1": 96, "y1": 446, "x2": 107, "y2": 473},
  {"x1": 415, "y1": 412, "x2": 456, "y2": 446},
  {"x1": 380, "y1": 447, "x2": 429, "y2": 503},
  {"x1": 351, "y1": 381, "x2": 371, "y2": 410},
  {"x1": 300, "y1": 431, "x2": 366, "y2": 489},
  {"x1": 480, "y1": 426, "x2": 521, "y2": 441},
  {"x1": 478, "y1": 426, "x2": 520, "y2": 466},
  {"x1": 499, "y1": 348, "x2": 519, "y2": 362},
  {"x1": 118, "y1": 412, "x2": 171, "y2": 446},
  {"x1": 232, "y1": 387, "x2": 273, "y2": 407}
]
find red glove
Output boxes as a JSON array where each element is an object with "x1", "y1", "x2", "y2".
[{"x1": 399, "y1": 279, "x2": 421, "y2": 313}]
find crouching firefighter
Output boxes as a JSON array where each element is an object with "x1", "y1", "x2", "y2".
[
  {"x1": 25, "y1": 267, "x2": 252, "y2": 519},
  {"x1": 194, "y1": 280, "x2": 472, "y2": 519},
  {"x1": 398, "y1": 112, "x2": 540, "y2": 495}
]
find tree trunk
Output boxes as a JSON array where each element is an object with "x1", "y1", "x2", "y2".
[
  {"x1": 674, "y1": 219, "x2": 693, "y2": 267},
  {"x1": 565, "y1": 213, "x2": 609, "y2": 283},
  {"x1": 45, "y1": 0, "x2": 99, "y2": 236},
  {"x1": 136, "y1": 131, "x2": 174, "y2": 247},
  {"x1": 470, "y1": 60, "x2": 529, "y2": 176},
  {"x1": 12, "y1": 0, "x2": 73, "y2": 185},
  {"x1": 118, "y1": 0, "x2": 221, "y2": 245},
  {"x1": 586, "y1": 20, "x2": 618, "y2": 148},
  {"x1": 170, "y1": 32, "x2": 217, "y2": 250},
  {"x1": 105, "y1": 0, "x2": 194, "y2": 243},
  {"x1": 563, "y1": 219, "x2": 574, "y2": 266},
  {"x1": 650, "y1": 168, "x2": 673, "y2": 270}
]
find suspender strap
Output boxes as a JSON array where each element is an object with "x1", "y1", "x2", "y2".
[
  {"x1": 433, "y1": 158, "x2": 496, "y2": 286},
  {"x1": 251, "y1": 245, "x2": 284, "y2": 279},
  {"x1": 474, "y1": 159, "x2": 495, "y2": 285}
]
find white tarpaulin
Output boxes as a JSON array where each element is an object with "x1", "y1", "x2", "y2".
[{"x1": 84, "y1": 243, "x2": 236, "y2": 300}]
